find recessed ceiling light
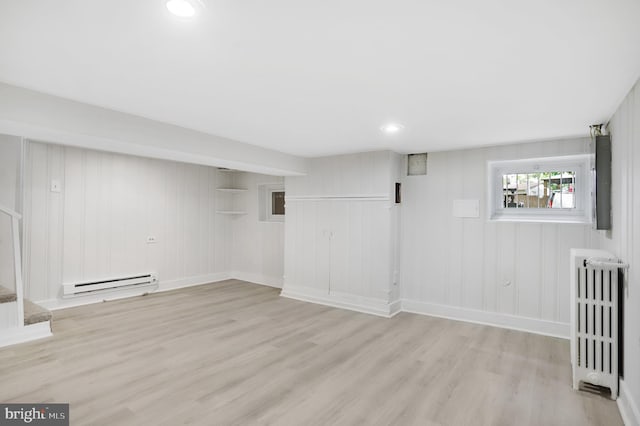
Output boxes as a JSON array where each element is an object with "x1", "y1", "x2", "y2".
[
  {"x1": 381, "y1": 123, "x2": 404, "y2": 134},
  {"x1": 166, "y1": 0, "x2": 196, "y2": 18}
]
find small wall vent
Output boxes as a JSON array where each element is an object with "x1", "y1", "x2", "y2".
[{"x1": 407, "y1": 153, "x2": 427, "y2": 176}]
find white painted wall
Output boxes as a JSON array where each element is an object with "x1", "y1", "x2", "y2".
[
  {"x1": 229, "y1": 172, "x2": 285, "y2": 288},
  {"x1": 23, "y1": 141, "x2": 232, "y2": 302},
  {"x1": 389, "y1": 152, "x2": 403, "y2": 303},
  {"x1": 590, "y1": 79, "x2": 640, "y2": 424},
  {"x1": 285, "y1": 151, "x2": 391, "y2": 197},
  {"x1": 0, "y1": 134, "x2": 22, "y2": 291},
  {"x1": 0, "y1": 83, "x2": 307, "y2": 176},
  {"x1": 0, "y1": 134, "x2": 21, "y2": 211},
  {"x1": 282, "y1": 151, "x2": 401, "y2": 316},
  {"x1": 400, "y1": 137, "x2": 597, "y2": 337},
  {"x1": 23, "y1": 140, "x2": 287, "y2": 306}
]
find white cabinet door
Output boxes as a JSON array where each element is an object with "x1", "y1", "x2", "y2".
[
  {"x1": 328, "y1": 200, "x2": 391, "y2": 302},
  {"x1": 284, "y1": 199, "x2": 392, "y2": 303}
]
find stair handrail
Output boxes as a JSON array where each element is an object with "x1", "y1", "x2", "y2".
[
  {"x1": 0, "y1": 203, "x2": 24, "y2": 328},
  {"x1": 0, "y1": 204, "x2": 21, "y2": 220}
]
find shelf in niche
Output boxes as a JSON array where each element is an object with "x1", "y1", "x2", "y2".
[
  {"x1": 215, "y1": 210, "x2": 248, "y2": 215},
  {"x1": 216, "y1": 188, "x2": 248, "y2": 193}
]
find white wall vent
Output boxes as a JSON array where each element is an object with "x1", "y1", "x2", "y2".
[
  {"x1": 63, "y1": 273, "x2": 158, "y2": 298},
  {"x1": 407, "y1": 153, "x2": 427, "y2": 176}
]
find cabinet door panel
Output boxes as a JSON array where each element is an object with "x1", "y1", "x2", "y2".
[
  {"x1": 313, "y1": 201, "x2": 331, "y2": 293},
  {"x1": 328, "y1": 201, "x2": 349, "y2": 295}
]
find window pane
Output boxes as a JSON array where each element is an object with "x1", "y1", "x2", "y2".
[
  {"x1": 272, "y1": 191, "x2": 285, "y2": 215},
  {"x1": 505, "y1": 174, "x2": 517, "y2": 208},
  {"x1": 525, "y1": 172, "x2": 541, "y2": 208},
  {"x1": 501, "y1": 170, "x2": 576, "y2": 209},
  {"x1": 502, "y1": 175, "x2": 508, "y2": 207},
  {"x1": 490, "y1": 156, "x2": 589, "y2": 223}
]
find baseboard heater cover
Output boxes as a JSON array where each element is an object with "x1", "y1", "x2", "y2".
[{"x1": 63, "y1": 273, "x2": 158, "y2": 297}]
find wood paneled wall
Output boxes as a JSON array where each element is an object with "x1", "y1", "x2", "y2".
[
  {"x1": 284, "y1": 198, "x2": 392, "y2": 301},
  {"x1": 285, "y1": 151, "x2": 391, "y2": 197},
  {"x1": 230, "y1": 172, "x2": 285, "y2": 287},
  {"x1": 590, "y1": 79, "x2": 640, "y2": 423},
  {"x1": 23, "y1": 142, "x2": 232, "y2": 302},
  {"x1": 0, "y1": 135, "x2": 22, "y2": 292},
  {"x1": 400, "y1": 137, "x2": 599, "y2": 332},
  {"x1": 283, "y1": 151, "x2": 401, "y2": 315}
]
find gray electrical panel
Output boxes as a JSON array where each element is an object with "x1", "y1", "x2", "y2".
[{"x1": 595, "y1": 135, "x2": 612, "y2": 230}]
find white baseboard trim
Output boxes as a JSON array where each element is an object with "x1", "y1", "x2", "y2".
[
  {"x1": 36, "y1": 287, "x2": 158, "y2": 310},
  {"x1": 156, "y1": 272, "x2": 232, "y2": 293},
  {"x1": 0, "y1": 321, "x2": 52, "y2": 348},
  {"x1": 618, "y1": 379, "x2": 640, "y2": 426},
  {"x1": 389, "y1": 299, "x2": 402, "y2": 317},
  {"x1": 36, "y1": 272, "x2": 233, "y2": 310},
  {"x1": 280, "y1": 285, "x2": 396, "y2": 318},
  {"x1": 400, "y1": 299, "x2": 569, "y2": 339},
  {"x1": 230, "y1": 271, "x2": 283, "y2": 289}
]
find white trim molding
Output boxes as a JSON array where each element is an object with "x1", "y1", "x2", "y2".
[
  {"x1": 618, "y1": 379, "x2": 640, "y2": 426},
  {"x1": 388, "y1": 299, "x2": 402, "y2": 317},
  {"x1": 401, "y1": 299, "x2": 570, "y2": 339},
  {"x1": 278, "y1": 288, "x2": 568, "y2": 337},
  {"x1": 286, "y1": 194, "x2": 389, "y2": 202},
  {"x1": 36, "y1": 272, "x2": 232, "y2": 310},
  {"x1": 231, "y1": 271, "x2": 283, "y2": 289},
  {"x1": 0, "y1": 321, "x2": 52, "y2": 348},
  {"x1": 0, "y1": 83, "x2": 307, "y2": 176},
  {"x1": 36, "y1": 272, "x2": 290, "y2": 311},
  {"x1": 487, "y1": 154, "x2": 592, "y2": 224},
  {"x1": 280, "y1": 285, "x2": 398, "y2": 318},
  {"x1": 156, "y1": 272, "x2": 231, "y2": 293}
]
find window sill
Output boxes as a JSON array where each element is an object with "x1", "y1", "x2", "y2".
[{"x1": 489, "y1": 214, "x2": 592, "y2": 224}]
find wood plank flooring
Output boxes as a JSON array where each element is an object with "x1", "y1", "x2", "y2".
[{"x1": 0, "y1": 280, "x2": 622, "y2": 425}]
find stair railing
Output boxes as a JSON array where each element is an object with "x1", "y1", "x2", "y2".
[{"x1": 0, "y1": 204, "x2": 24, "y2": 328}]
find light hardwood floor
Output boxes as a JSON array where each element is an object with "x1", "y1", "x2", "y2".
[{"x1": 0, "y1": 280, "x2": 622, "y2": 425}]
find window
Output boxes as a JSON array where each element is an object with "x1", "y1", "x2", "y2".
[
  {"x1": 258, "y1": 184, "x2": 285, "y2": 222},
  {"x1": 488, "y1": 155, "x2": 592, "y2": 223},
  {"x1": 271, "y1": 191, "x2": 285, "y2": 216}
]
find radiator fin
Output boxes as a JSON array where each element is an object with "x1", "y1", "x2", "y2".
[{"x1": 571, "y1": 253, "x2": 621, "y2": 399}]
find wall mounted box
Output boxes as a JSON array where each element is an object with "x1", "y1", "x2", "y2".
[{"x1": 595, "y1": 135, "x2": 612, "y2": 230}]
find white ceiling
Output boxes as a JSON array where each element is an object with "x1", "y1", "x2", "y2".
[{"x1": 1, "y1": 0, "x2": 639, "y2": 158}]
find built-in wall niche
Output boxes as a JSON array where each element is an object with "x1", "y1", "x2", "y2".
[
  {"x1": 258, "y1": 183, "x2": 285, "y2": 222},
  {"x1": 215, "y1": 168, "x2": 248, "y2": 215}
]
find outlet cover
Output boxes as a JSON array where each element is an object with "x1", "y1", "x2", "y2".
[{"x1": 50, "y1": 179, "x2": 61, "y2": 193}]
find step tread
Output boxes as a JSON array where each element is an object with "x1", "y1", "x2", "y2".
[
  {"x1": 0, "y1": 286, "x2": 17, "y2": 304},
  {"x1": 24, "y1": 299, "x2": 52, "y2": 325}
]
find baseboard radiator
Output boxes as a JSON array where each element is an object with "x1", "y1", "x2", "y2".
[
  {"x1": 570, "y1": 249, "x2": 627, "y2": 399},
  {"x1": 63, "y1": 273, "x2": 158, "y2": 298}
]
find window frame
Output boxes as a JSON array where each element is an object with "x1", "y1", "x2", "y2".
[
  {"x1": 258, "y1": 183, "x2": 285, "y2": 223},
  {"x1": 487, "y1": 154, "x2": 593, "y2": 224}
]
